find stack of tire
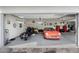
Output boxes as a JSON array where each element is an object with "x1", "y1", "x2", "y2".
[{"x1": 20, "y1": 27, "x2": 35, "y2": 41}]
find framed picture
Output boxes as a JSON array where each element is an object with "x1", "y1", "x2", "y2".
[
  {"x1": 32, "y1": 20, "x2": 35, "y2": 23},
  {"x1": 7, "y1": 20, "x2": 10, "y2": 24},
  {"x1": 13, "y1": 23, "x2": 16, "y2": 28},
  {"x1": 49, "y1": 23, "x2": 52, "y2": 25},
  {"x1": 55, "y1": 22, "x2": 57, "y2": 24},
  {"x1": 44, "y1": 24, "x2": 46, "y2": 26},
  {"x1": 19, "y1": 23, "x2": 22, "y2": 28}
]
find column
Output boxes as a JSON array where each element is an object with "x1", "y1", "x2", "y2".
[{"x1": 77, "y1": 13, "x2": 79, "y2": 46}]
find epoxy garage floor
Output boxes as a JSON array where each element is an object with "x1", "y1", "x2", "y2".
[{"x1": 7, "y1": 32, "x2": 76, "y2": 46}]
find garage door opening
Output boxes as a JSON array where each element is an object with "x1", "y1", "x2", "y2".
[{"x1": 4, "y1": 13, "x2": 77, "y2": 47}]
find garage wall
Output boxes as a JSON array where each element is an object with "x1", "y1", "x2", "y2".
[
  {"x1": 24, "y1": 18, "x2": 67, "y2": 29},
  {"x1": 24, "y1": 16, "x2": 76, "y2": 29},
  {"x1": 4, "y1": 14, "x2": 26, "y2": 40}
]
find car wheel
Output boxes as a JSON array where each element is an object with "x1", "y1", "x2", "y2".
[
  {"x1": 24, "y1": 37, "x2": 28, "y2": 40},
  {"x1": 43, "y1": 36, "x2": 47, "y2": 39}
]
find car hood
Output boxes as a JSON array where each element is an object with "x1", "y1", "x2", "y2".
[{"x1": 45, "y1": 31, "x2": 61, "y2": 36}]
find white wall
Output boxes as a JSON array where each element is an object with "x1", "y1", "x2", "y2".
[
  {"x1": 5, "y1": 14, "x2": 26, "y2": 40},
  {"x1": 24, "y1": 15, "x2": 76, "y2": 30},
  {"x1": 24, "y1": 18, "x2": 67, "y2": 29},
  {"x1": 0, "y1": 13, "x2": 4, "y2": 47}
]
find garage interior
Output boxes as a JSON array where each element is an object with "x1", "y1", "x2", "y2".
[{"x1": 4, "y1": 13, "x2": 77, "y2": 47}]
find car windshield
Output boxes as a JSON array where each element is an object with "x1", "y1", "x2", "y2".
[{"x1": 44, "y1": 28, "x2": 54, "y2": 31}]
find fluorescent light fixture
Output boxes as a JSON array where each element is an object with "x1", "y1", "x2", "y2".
[
  {"x1": 16, "y1": 21, "x2": 23, "y2": 23},
  {"x1": 18, "y1": 16, "x2": 24, "y2": 18},
  {"x1": 37, "y1": 22, "x2": 43, "y2": 24}
]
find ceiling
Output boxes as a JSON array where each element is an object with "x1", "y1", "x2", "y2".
[
  {"x1": 1, "y1": 6, "x2": 79, "y2": 13},
  {"x1": 2, "y1": 6, "x2": 77, "y2": 20}
]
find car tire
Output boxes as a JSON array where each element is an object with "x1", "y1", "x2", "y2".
[
  {"x1": 44, "y1": 36, "x2": 47, "y2": 39},
  {"x1": 24, "y1": 37, "x2": 27, "y2": 40}
]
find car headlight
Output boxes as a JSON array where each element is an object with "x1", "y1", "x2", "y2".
[
  {"x1": 45, "y1": 33, "x2": 49, "y2": 36},
  {"x1": 58, "y1": 33, "x2": 61, "y2": 36}
]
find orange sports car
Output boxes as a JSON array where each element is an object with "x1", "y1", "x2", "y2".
[{"x1": 43, "y1": 28, "x2": 61, "y2": 40}]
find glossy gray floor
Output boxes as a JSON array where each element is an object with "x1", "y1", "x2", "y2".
[{"x1": 7, "y1": 32, "x2": 76, "y2": 46}]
